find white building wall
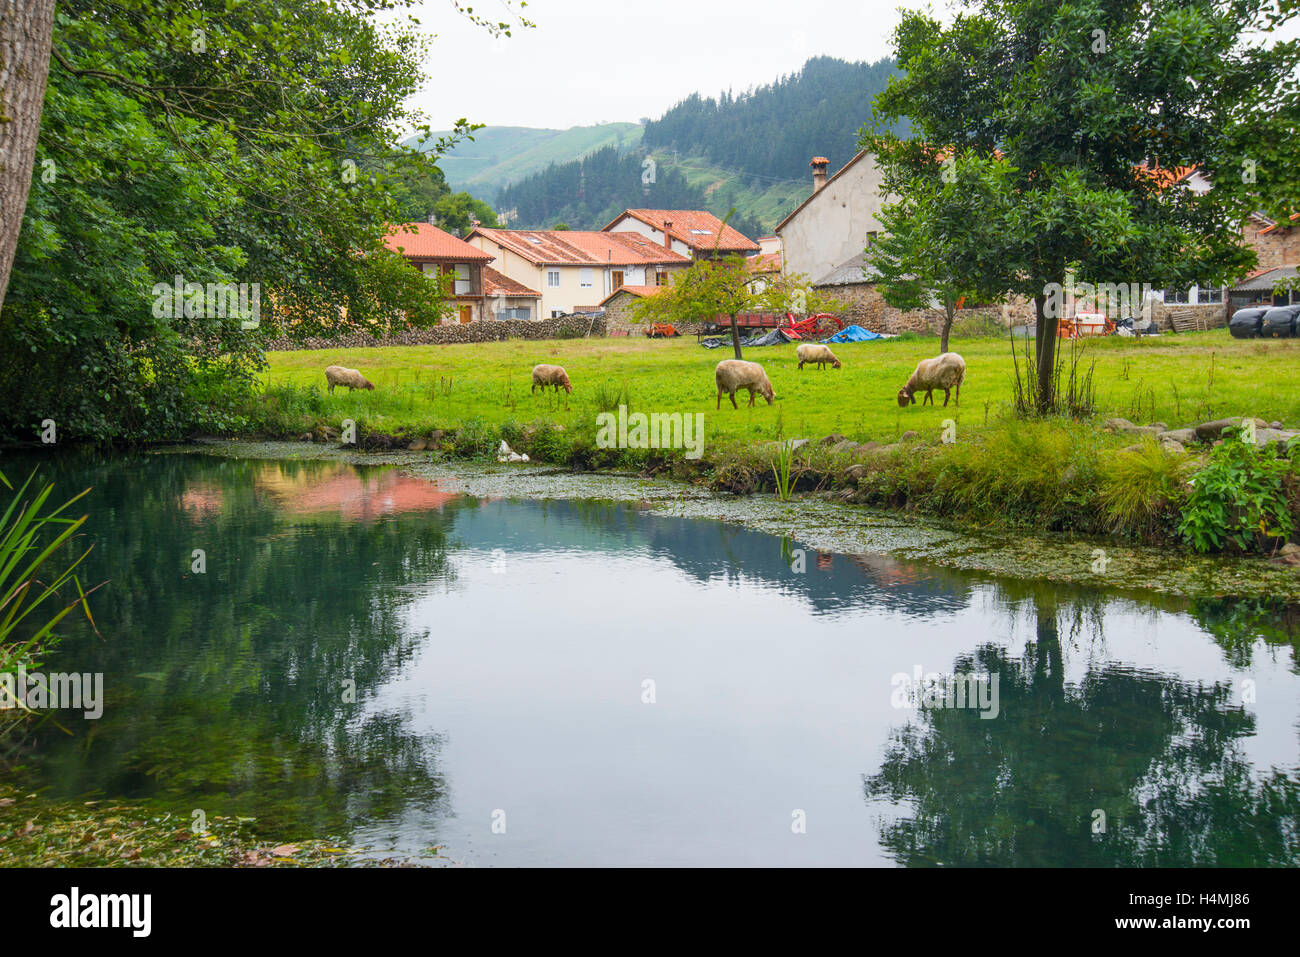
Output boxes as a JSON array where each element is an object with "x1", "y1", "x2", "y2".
[{"x1": 776, "y1": 154, "x2": 890, "y2": 284}]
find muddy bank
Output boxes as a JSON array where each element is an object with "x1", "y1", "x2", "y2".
[{"x1": 160, "y1": 439, "x2": 1300, "y2": 602}]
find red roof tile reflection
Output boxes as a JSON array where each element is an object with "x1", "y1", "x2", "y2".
[{"x1": 253, "y1": 464, "x2": 461, "y2": 521}]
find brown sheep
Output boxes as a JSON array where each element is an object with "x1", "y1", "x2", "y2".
[
  {"x1": 897, "y1": 352, "x2": 965, "y2": 407},
  {"x1": 715, "y1": 359, "x2": 775, "y2": 409}
]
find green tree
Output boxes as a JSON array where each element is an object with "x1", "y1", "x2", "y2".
[
  {"x1": 867, "y1": 152, "x2": 1013, "y2": 353},
  {"x1": 633, "y1": 251, "x2": 838, "y2": 359},
  {"x1": 2, "y1": 0, "x2": 528, "y2": 441},
  {"x1": 434, "y1": 191, "x2": 499, "y2": 234},
  {"x1": 867, "y1": 0, "x2": 1297, "y2": 412}
]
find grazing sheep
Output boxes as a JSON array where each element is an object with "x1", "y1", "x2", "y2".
[
  {"x1": 531, "y1": 363, "x2": 572, "y2": 394},
  {"x1": 324, "y1": 365, "x2": 375, "y2": 393},
  {"x1": 796, "y1": 343, "x2": 842, "y2": 370},
  {"x1": 897, "y1": 352, "x2": 965, "y2": 407},
  {"x1": 715, "y1": 359, "x2": 775, "y2": 410}
]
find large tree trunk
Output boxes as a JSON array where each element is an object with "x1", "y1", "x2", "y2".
[
  {"x1": 729, "y1": 313, "x2": 742, "y2": 359},
  {"x1": 940, "y1": 299, "x2": 955, "y2": 354},
  {"x1": 1033, "y1": 291, "x2": 1056, "y2": 414},
  {"x1": 0, "y1": 0, "x2": 55, "y2": 312}
]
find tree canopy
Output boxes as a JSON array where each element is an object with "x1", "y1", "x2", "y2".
[
  {"x1": 866, "y1": 0, "x2": 1299, "y2": 411},
  {"x1": 1, "y1": 0, "x2": 519, "y2": 442}
]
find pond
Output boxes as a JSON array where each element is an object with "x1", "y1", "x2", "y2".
[{"x1": 3, "y1": 450, "x2": 1298, "y2": 866}]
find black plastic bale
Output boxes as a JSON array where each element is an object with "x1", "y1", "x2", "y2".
[
  {"x1": 1260, "y1": 304, "x2": 1300, "y2": 338},
  {"x1": 1228, "y1": 307, "x2": 1269, "y2": 339}
]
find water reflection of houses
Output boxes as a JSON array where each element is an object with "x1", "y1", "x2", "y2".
[{"x1": 248, "y1": 463, "x2": 465, "y2": 521}]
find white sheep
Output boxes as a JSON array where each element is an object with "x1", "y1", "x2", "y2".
[
  {"x1": 715, "y1": 359, "x2": 775, "y2": 409},
  {"x1": 324, "y1": 365, "x2": 375, "y2": 393},
  {"x1": 897, "y1": 352, "x2": 965, "y2": 407},
  {"x1": 531, "y1": 363, "x2": 572, "y2": 394},
  {"x1": 796, "y1": 343, "x2": 842, "y2": 370}
]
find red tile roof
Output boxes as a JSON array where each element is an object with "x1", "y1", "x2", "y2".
[
  {"x1": 1260, "y1": 212, "x2": 1300, "y2": 236},
  {"x1": 482, "y1": 266, "x2": 540, "y2": 298},
  {"x1": 604, "y1": 209, "x2": 760, "y2": 254},
  {"x1": 467, "y1": 228, "x2": 690, "y2": 266},
  {"x1": 747, "y1": 253, "x2": 781, "y2": 273},
  {"x1": 599, "y1": 285, "x2": 662, "y2": 306},
  {"x1": 384, "y1": 222, "x2": 493, "y2": 261}
]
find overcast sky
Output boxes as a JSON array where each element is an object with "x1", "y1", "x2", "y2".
[
  {"x1": 402, "y1": 0, "x2": 910, "y2": 130},
  {"x1": 400, "y1": 0, "x2": 1300, "y2": 132}
]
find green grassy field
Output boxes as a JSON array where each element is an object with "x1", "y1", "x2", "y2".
[{"x1": 260, "y1": 330, "x2": 1300, "y2": 447}]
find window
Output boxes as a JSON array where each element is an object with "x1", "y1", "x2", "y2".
[
  {"x1": 612, "y1": 270, "x2": 624, "y2": 290},
  {"x1": 547, "y1": 270, "x2": 560, "y2": 288},
  {"x1": 655, "y1": 270, "x2": 667, "y2": 287},
  {"x1": 689, "y1": 229, "x2": 710, "y2": 235},
  {"x1": 865, "y1": 230, "x2": 879, "y2": 247},
  {"x1": 1163, "y1": 287, "x2": 1192, "y2": 304},
  {"x1": 1196, "y1": 285, "x2": 1223, "y2": 304},
  {"x1": 453, "y1": 264, "x2": 472, "y2": 296},
  {"x1": 579, "y1": 267, "x2": 593, "y2": 288}
]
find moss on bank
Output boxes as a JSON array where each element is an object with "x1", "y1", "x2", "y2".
[{"x1": 0, "y1": 782, "x2": 390, "y2": 867}]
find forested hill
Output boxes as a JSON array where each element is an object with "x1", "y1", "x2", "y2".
[
  {"x1": 489, "y1": 57, "x2": 903, "y2": 235},
  {"x1": 495, "y1": 146, "x2": 766, "y2": 239},
  {"x1": 643, "y1": 56, "x2": 903, "y2": 182}
]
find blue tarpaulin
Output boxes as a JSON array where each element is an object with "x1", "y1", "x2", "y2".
[{"x1": 822, "y1": 325, "x2": 884, "y2": 343}]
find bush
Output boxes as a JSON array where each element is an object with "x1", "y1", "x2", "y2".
[
  {"x1": 1178, "y1": 430, "x2": 1294, "y2": 553},
  {"x1": 445, "y1": 420, "x2": 499, "y2": 459},
  {"x1": 949, "y1": 311, "x2": 1006, "y2": 338}
]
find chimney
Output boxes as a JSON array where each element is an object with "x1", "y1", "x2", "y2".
[
  {"x1": 810, "y1": 156, "x2": 830, "y2": 193},
  {"x1": 662, "y1": 220, "x2": 673, "y2": 252},
  {"x1": 427, "y1": 211, "x2": 437, "y2": 225}
]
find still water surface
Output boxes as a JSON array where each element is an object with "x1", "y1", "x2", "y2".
[{"x1": 6, "y1": 452, "x2": 1299, "y2": 866}]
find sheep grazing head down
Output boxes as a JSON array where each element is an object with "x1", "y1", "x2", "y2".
[
  {"x1": 831, "y1": 358, "x2": 842, "y2": 369},
  {"x1": 897, "y1": 388, "x2": 914, "y2": 407}
]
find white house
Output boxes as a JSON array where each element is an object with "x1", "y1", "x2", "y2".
[{"x1": 464, "y1": 227, "x2": 691, "y2": 317}]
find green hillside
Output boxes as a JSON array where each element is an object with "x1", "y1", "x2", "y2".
[
  {"x1": 653, "y1": 150, "x2": 809, "y2": 234},
  {"x1": 413, "y1": 123, "x2": 644, "y2": 198}
]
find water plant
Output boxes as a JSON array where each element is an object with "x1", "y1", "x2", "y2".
[
  {"x1": 0, "y1": 470, "x2": 101, "y2": 687},
  {"x1": 771, "y1": 439, "x2": 797, "y2": 501}
]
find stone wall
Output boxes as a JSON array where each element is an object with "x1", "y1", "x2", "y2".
[
  {"x1": 262, "y1": 315, "x2": 607, "y2": 351},
  {"x1": 601, "y1": 294, "x2": 643, "y2": 335},
  {"x1": 1243, "y1": 220, "x2": 1299, "y2": 273},
  {"x1": 817, "y1": 282, "x2": 1228, "y2": 335},
  {"x1": 602, "y1": 293, "x2": 709, "y2": 337}
]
